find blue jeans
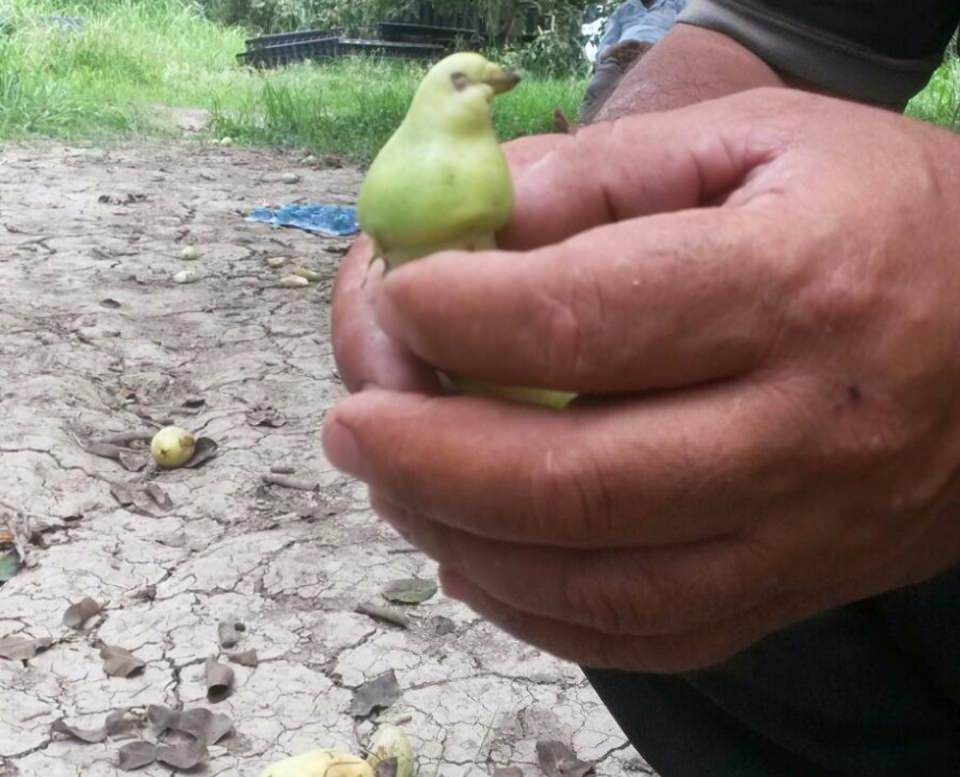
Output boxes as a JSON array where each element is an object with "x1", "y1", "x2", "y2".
[{"x1": 584, "y1": 565, "x2": 960, "y2": 775}]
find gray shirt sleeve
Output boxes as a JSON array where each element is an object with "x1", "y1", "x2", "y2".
[{"x1": 676, "y1": 0, "x2": 949, "y2": 107}]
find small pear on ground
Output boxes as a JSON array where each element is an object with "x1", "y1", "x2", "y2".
[
  {"x1": 365, "y1": 724, "x2": 413, "y2": 777},
  {"x1": 259, "y1": 749, "x2": 374, "y2": 777},
  {"x1": 150, "y1": 426, "x2": 196, "y2": 468}
]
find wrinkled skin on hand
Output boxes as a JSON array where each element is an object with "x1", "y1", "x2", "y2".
[{"x1": 325, "y1": 88, "x2": 960, "y2": 672}]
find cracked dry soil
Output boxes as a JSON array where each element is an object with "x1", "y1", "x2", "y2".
[{"x1": 0, "y1": 141, "x2": 649, "y2": 777}]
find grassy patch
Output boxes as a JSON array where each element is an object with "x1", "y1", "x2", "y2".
[
  {"x1": 907, "y1": 56, "x2": 960, "y2": 130},
  {"x1": 208, "y1": 59, "x2": 585, "y2": 162},
  {"x1": 0, "y1": 0, "x2": 584, "y2": 160},
  {"x1": 1, "y1": 0, "x2": 958, "y2": 162}
]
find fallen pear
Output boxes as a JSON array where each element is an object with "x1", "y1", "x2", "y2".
[
  {"x1": 366, "y1": 724, "x2": 413, "y2": 777},
  {"x1": 150, "y1": 426, "x2": 196, "y2": 468},
  {"x1": 259, "y1": 749, "x2": 374, "y2": 777}
]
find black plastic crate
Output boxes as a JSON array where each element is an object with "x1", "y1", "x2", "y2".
[
  {"x1": 377, "y1": 21, "x2": 480, "y2": 44},
  {"x1": 236, "y1": 35, "x2": 445, "y2": 67},
  {"x1": 244, "y1": 29, "x2": 338, "y2": 50},
  {"x1": 337, "y1": 38, "x2": 446, "y2": 60},
  {"x1": 237, "y1": 36, "x2": 341, "y2": 67}
]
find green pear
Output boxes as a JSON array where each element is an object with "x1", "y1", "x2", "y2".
[
  {"x1": 150, "y1": 426, "x2": 196, "y2": 468},
  {"x1": 357, "y1": 52, "x2": 518, "y2": 269},
  {"x1": 357, "y1": 52, "x2": 574, "y2": 410}
]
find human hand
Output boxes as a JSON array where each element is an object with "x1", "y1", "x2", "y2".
[
  {"x1": 330, "y1": 133, "x2": 567, "y2": 394},
  {"x1": 324, "y1": 88, "x2": 960, "y2": 672}
]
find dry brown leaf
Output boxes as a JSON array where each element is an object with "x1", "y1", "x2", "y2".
[
  {"x1": 80, "y1": 439, "x2": 127, "y2": 460},
  {"x1": 350, "y1": 669, "x2": 400, "y2": 718},
  {"x1": 109, "y1": 482, "x2": 137, "y2": 507},
  {"x1": 0, "y1": 635, "x2": 53, "y2": 661},
  {"x1": 246, "y1": 406, "x2": 287, "y2": 428},
  {"x1": 492, "y1": 769, "x2": 523, "y2": 777},
  {"x1": 177, "y1": 708, "x2": 234, "y2": 744},
  {"x1": 62, "y1": 597, "x2": 102, "y2": 629},
  {"x1": 100, "y1": 645, "x2": 146, "y2": 677},
  {"x1": 355, "y1": 603, "x2": 410, "y2": 630},
  {"x1": 118, "y1": 451, "x2": 148, "y2": 472},
  {"x1": 146, "y1": 704, "x2": 181, "y2": 733},
  {"x1": 261, "y1": 473, "x2": 318, "y2": 491},
  {"x1": 535, "y1": 741, "x2": 594, "y2": 777},
  {"x1": 52, "y1": 710, "x2": 128, "y2": 744},
  {"x1": 382, "y1": 578, "x2": 437, "y2": 605},
  {"x1": 227, "y1": 649, "x2": 259, "y2": 667},
  {"x1": 427, "y1": 615, "x2": 456, "y2": 636},
  {"x1": 182, "y1": 437, "x2": 218, "y2": 468},
  {"x1": 205, "y1": 657, "x2": 234, "y2": 703},
  {"x1": 157, "y1": 740, "x2": 208, "y2": 769},
  {"x1": 110, "y1": 482, "x2": 168, "y2": 517},
  {"x1": 144, "y1": 483, "x2": 173, "y2": 511},
  {"x1": 147, "y1": 705, "x2": 233, "y2": 744},
  {"x1": 98, "y1": 431, "x2": 154, "y2": 446},
  {"x1": 129, "y1": 584, "x2": 157, "y2": 602},
  {"x1": 117, "y1": 740, "x2": 157, "y2": 770}
]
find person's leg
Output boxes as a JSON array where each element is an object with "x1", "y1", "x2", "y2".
[
  {"x1": 585, "y1": 568, "x2": 960, "y2": 776},
  {"x1": 586, "y1": 667, "x2": 818, "y2": 776},
  {"x1": 579, "y1": 40, "x2": 652, "y2": 123}
]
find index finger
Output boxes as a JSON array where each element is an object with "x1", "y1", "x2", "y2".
[
  {"x1": 322, "y1": 383, "x2": 809, "y2": 549},
  {"x1": 499, "y1": 90, "x2": 789, "y2": 250}
]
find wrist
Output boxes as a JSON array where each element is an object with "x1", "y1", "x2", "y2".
[{"x1": 594, "y1": 24, "x2": 784, "y2": 120}]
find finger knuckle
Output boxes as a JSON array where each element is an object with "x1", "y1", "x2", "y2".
[
  {"x1": 528, "y1": 442, "x2": 616, "y2": 544},
  {"x1": 533, "y1": 263, "x2": 606, "y2": 385}
]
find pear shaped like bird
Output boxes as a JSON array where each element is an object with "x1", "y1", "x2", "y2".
[
  {"x1": 357, "y1": 52, "x2": 574, "y2": 409},
  {"x1": 358, "y1": 52, "x2": 518, "y2": 268}
]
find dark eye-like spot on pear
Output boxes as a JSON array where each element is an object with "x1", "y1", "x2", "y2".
[{"x1": 451, "y1": 72, "x2": 470, "y2": 91}]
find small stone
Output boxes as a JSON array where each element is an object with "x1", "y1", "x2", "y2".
[
  {"x1": 265, "y1": 256, "x2": 286, "y2": 268},
  {"x1": 301, "y1": 155, "x2": 318, "y2": 165},
  {"x1": 278, "y1": 274, "x2": 310, "y2": 288},
  {"x1": 280, "y1": 172, "x2": 301, "y2": 184},
  {"x1": 291, "y1": 266, "x2": 320, "y2": 282},
  {"x1": 173, "y1": 269, "x2": 199, "y2": 284}
]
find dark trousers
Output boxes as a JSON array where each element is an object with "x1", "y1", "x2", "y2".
[{"x1": 584, "y1": 566, "x2": 960, "y2": 775}]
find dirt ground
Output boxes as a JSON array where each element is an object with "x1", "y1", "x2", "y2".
[{"x1": 0, "y1": 140, "x2": 650, "y2": 777}]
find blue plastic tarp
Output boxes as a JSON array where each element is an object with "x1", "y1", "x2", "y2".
[{"x1": 247, "y1": 203, "x2": 360, "y2": 237}]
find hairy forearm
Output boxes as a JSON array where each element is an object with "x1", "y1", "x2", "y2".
[{"x1": 595, "y1": 23, "x2": 785, "y2": 119}]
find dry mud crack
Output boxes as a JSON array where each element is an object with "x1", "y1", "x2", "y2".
[{"x1": 0, "y1": 141, "x2": 644, "y2": 776}]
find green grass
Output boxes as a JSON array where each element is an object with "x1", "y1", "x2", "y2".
[
  {"x1": 907, "y1": 55, "x2": 960, "y2": 128},
  {"x1": 1, "y1": 0, "x2": 959, "y2": 163},
  {"x1": 0, "y1": 0, "x2": 585, "y2": 162},
  {"x1": 208, "y1": 58, "x2": 585, "y2": 163}
]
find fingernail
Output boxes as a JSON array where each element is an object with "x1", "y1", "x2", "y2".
[{"x1": 323, "y1": 418, "x2": 363, "y2": 477}]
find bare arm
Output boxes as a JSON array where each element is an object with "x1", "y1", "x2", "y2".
[{"x1": 595, "y1": 23, "x2": 785, "y2": 119}]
